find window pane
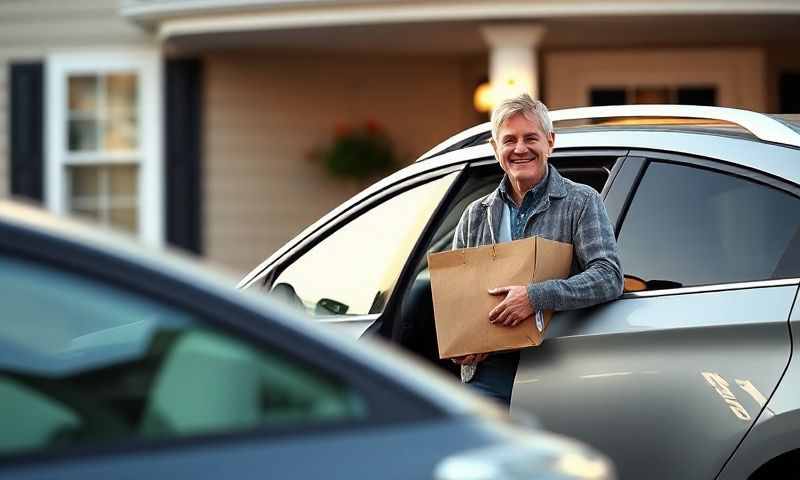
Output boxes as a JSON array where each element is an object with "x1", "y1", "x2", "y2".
[
  {"x1": 0, "y1": 256, "x2": 365, "y2": 456},
  {"x1": 274, "y1": 172, "x2": 458, "y2": 316},
  {"x1": 68, "y1": 165, "x2": 138, "y2": 234},
  {"x1": 104, "y1": 117, "x2": 138, "y2": 152},
  {"x1": 106, "y1": 74, "x2": 137, "y2": 114},
  {"x1": 105, "y1": 73, "x2": 138, "y2": 151},
  {"x1": 109, "y1": 164, "x2": 137, "y2": 196},
  {"x1": 590, "y1": 88, "x2": 627, "y2": 106},
  {"x1": 71, "y1": 166, "x2": 100, "y2": 197},
  {"x1": 110, "y1": 207, "x2": 137, "y2": 233},
  {"x1": 68, "y1": 118, "x2": 99, "y2": 152},
  {"x1": 677, "y1": 87, "x2": 717, "y2": 106},
  {"x1": 618, "y1": 162, "x2": 800, "y2": 288},
  {"x1": 68, "y1": 75, "x2": 98, "y2": 114}
]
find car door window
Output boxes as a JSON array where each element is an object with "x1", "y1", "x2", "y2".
[
  {"x1": 618, "y1": 161, "x2": 800, "y2": 288},
  {"x1": 0, "y1": 255, "x2": 365, "y2": 457},
  {"x1": 273, "y1": 172, "x2": 459, "y2": 317}
]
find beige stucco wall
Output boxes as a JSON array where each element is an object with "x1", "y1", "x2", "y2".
[
  {"x1": 544, "y1": 48, "x2": 767, "y2": 111},
  {"x1": 203, "y1": 50, "x2": 478, "y2": 274},
  {"x1": 0, "y1": 0, "x2": 152, "y2": 199}
]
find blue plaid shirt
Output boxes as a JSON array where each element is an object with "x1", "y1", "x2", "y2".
[{"x1": 452, "y1": 165, "x2": 623, "y2": 312}]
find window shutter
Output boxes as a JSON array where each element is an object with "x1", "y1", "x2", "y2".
[
  {"x1": 165, "y1": 58, "x2": 203, "y2": 254},
  {"x1": 10, "y1": 63, "x2": 44, "y2": 203}
]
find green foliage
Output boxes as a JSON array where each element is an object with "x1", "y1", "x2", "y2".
[{"x1": 318, "y1": 121, "x2": 396, "y2": 179}]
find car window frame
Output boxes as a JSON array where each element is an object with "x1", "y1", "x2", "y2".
[
  {"x1": 613, "y1": 149, "x2": 800, "y2": 298},
  {"x1": 0, "y1": 222, "x2": 445, "y2": 471},
  {"x1": 381, "y1": 148, "x2": 627, "y2": 337},
  {"x1": 603, "y1": 155, "x2": 647, "y2": 234}
]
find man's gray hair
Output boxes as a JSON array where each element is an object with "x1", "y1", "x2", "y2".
[{"x1": 490, "y1": 93, "x2": 553, "y2": 141}]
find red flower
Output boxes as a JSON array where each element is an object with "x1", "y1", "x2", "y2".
[
  {"x1": 365, "y1": 119, "x2": 382, "y2": 135},
  {"x1": 334, "y1": 122, "x2": 352, "y2": 138}
]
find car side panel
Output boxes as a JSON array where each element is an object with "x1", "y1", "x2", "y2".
[
  {"x1": 515, "y1": 285, "x2": 796, "y2": 480},
  {"x1": 0, "y1": 420, "x2": 497, "y2": 480},
  {"x1": 716, "y1": 286, "x2": 800, "y2": 480}
]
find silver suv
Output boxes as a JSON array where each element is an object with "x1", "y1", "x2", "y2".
[{"x1": 241, "y1": 105, "x2": 800, "y2": 480}]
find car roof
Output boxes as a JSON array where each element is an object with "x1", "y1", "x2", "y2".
[
  {"x1": 0, "y1": 200, "x2": 502, "y2": 419},
  {"x1": 419, "y1": 104, "x2": 800, "y2": 161}
]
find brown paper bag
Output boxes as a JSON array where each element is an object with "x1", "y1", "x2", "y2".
[{"x1": 428, "y1": 236, "x2": 573, "y2": 359}]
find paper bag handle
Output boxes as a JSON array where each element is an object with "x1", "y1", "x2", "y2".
[
  {"x1": 487, "y1": 204, "x2": 497, "y2": 260},
  {"x1": 459, "y1": 205, "x2": 498, "y2": 263}
]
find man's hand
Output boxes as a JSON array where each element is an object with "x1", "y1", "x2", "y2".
[
  {"x1": 451, "y1": 353, "x2": 489, "y2": 365},
  {"x1": 489, "y1": 285, "x2": 534, "y2": 327}
]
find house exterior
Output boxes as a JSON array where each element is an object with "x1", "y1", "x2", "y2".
[{"x1": 3, "y1": 0, "x2": 800, "y2": 275}]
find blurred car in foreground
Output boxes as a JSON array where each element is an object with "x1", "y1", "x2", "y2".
[
  {"x1": 0, "y1": 202, "x2": 613, "y2": 480},
  {"x1": 240, "y1": 105, "x2": 800, "y2": 480}
]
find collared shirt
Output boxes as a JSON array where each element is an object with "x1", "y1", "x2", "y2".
[{"x1": 498, "y1": 167, "x2": 551, "y2": 241}]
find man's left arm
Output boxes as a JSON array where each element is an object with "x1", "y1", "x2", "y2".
[{"x1": 527, "y1": 189, "x2": 623, "y2": 312}]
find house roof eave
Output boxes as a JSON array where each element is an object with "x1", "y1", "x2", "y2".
[{"x1": 119, "y1": 0, "x2": 800, "y2": 37}]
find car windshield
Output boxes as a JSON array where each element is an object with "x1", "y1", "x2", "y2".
[{"x1": 0, "y1": 256, "x2": 190, "y2": 377}]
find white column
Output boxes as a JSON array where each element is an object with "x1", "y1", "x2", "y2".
[{"x1": 481, "y1": 24, "x2": 546, "y2": 104}]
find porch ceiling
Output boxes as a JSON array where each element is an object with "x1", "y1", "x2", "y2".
[{"x1": 163, "y1": 14, "x2": 800, "y2": 55}]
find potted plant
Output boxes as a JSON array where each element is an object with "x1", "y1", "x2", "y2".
[{"x1": 314, "y1": 120, "x2": 396, "y2": 179}]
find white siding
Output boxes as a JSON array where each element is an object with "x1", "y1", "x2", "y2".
[
  {"x1": 204, "y1": 50, "x2": 477, "y2": 275},
  {"x1": 0, "y1": 0, "x2": 153, "y2": 199}
]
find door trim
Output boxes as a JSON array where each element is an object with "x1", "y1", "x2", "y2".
[{"x1": 624, "y1": 278, "x2": 800, "y2": 299}]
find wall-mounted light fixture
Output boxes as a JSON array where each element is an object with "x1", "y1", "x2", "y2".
[
  {"x1": 473, "y1": 81, "x2": 494, "y2": 113},
  {"x1": 474, "y1": 76, "x2": 533, "y2": 113}
]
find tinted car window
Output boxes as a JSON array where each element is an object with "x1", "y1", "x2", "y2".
[
  {"x1": 274, "y1": 172, "x2": 458, "y2": 317},
  {"x1": 618, "y1": 161, "x2": 800, "y2": 288},
  {"x1": 0, "y1": 256, "x2": 365, "y2": 457}
]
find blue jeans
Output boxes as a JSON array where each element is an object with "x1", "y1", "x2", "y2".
[{"x1": 467, "y1": 350, "x2": 520, "y2": 408}]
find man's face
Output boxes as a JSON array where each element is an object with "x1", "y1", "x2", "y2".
[{"x1": 491, "y1": 112, "x2": 555, "y2": 193}]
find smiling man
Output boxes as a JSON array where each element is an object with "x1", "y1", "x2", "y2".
[{"x1": 451, "y1": 93, "x2": 623, "y2": 407}]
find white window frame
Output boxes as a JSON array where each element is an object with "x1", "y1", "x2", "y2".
[{"x1": 46, "y1": 50, "x2": 163, "y2": 247}]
